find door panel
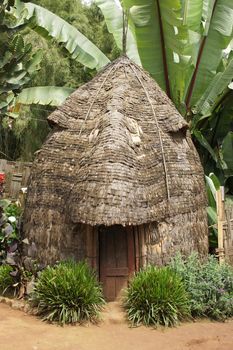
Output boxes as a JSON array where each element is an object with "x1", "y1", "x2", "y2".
[{"x1": 99, "y1": 225, "x2": 135, "y2": 301}]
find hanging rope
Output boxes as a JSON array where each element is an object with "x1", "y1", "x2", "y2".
[
  {"x1": 122, "y1": 10, "x2": 129, "y2": 55},
  {"x1": 129, "y1": 63, "x2": 171, "y2": 201}
]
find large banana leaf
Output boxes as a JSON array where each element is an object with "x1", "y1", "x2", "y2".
[
  {"x1": 221, "y1": 132, "x2": 233, "y2": 171},
  {"x1": 192, "y1": 129, "x2": 218, "y2": 164},
  {"x1": 121, "y1": 0, "x2": 201, "y2": 108},
  {"x1": 124, "y1": 1, "x2": 166, "y2": 91},
  {"x1": 12, "y1": 1, "x2": 110, "y2": 71},
  {"x1": 190, "y1": 0, "x2": 233, "y2": 106},
  {"x1": 16, "y1": 86, "x2": 74, "y2": 106},
  {"x1": 205, "y1": 173, "x2": 220, "y2": 240},
  {"x1": 193, "y1": 58, "x2": 233, "y2": 116},
  {"x1": 202, "y1": 0, "x2": 216, "y2": 35},
  {"x1": 95, "y1": 0, "x2": 141, "y2": 65},
  {"x1": 183, "y1": 0, "x2": 203, "y2": 32},
  {"x1": 211, "y1": 93, "x2": 233, "y2": 142},
  {"x1": 205, "y1": 173, "x2": 221, "y2": 202}
]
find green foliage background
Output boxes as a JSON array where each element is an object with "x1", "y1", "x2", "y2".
[{"x1": 1, "y1": 0, "x2": 119, "y2": 161}]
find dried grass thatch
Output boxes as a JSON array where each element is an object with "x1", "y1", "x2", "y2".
[{"x1": 23, "y1": 57, "x2": 208, "y2": 263}]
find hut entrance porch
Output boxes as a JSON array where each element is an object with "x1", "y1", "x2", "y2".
[{"x1": 99, "y1": 225, "x2": 135, "y2": 301}]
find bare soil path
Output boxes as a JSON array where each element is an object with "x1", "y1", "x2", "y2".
[{"x1": 0, "y1": 303, "x2": 233, "y2": 350}]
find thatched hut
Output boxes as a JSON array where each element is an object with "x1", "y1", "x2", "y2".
[{"x1": 23, "y1": 57, "x2": 208, "y2": 300}]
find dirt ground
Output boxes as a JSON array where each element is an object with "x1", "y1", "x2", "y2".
[{"x1": 0, "y1": 303, "x2": 233, "y2": 350}]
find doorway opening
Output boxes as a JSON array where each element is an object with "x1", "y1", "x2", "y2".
[{"x1": 99, "y1": 225, "x2": 135, "y2": 301}]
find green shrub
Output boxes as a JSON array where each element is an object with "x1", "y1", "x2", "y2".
[
  {"x1": 0, "y1": 200, "x2": 21, "y2": 265},
  {"x1": 124, "y1": 266, "x2": 190, "y2": 327},
  {"x1": 30, "y1": 261, "x2": 105, "y2": 325},
  {"x1": 170, "y1": 253, "x2": 233, "y2": 320},
  {"x1": 0, "y1": 265, "x2": 13, "y2": 295}
]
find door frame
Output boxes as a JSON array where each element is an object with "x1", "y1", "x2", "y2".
[{"x1": 125, "y1": 226, "x2": 136, "y2": 276}]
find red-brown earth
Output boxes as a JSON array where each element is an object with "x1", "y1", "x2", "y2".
[{"x1": 0, "y1": 303, "x2": 232, "y2": 350}]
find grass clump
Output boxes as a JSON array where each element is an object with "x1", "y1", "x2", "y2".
[
  {"x1": 124, "y1": 266, "x2": 190, "y2": 327},
  {"x1": 30, "y1": 261, "x2": 105, "y2": 325},
  {"x1": 0, "y1": 265, "x2": 13, "y2": 295},
  {"x1": 170, "y1": 253, "x2": 233, "y2": 320}
]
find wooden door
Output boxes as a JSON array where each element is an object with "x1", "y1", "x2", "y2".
[{"x1": 99, "y1": 225, "x2": 135, "y2": 301}]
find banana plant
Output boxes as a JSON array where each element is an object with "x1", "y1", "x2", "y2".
[
  {"x1": 0, "y1": 35, "x2": 43, "y2": 116},
  {"x1": 0, "y1": 0, "x2": 43, "y2": 118},
  {"x1": 95, "y1": 0, "x2": 233, "y2": 191},
  {"x1": 15, "y1": 86, "x2": 75, "y2": 107},
  {"x1": 0, "y1": 1, "x2": 78, "y2": 120},
  {"x1": 193, "y1": 87, "x2": 233, "y2": 190},
  {"x1": 12, "y1": 0, "x2": 110, "y2": 71}
]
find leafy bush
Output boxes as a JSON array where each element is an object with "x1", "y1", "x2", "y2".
[
  {"x1": 0, "y1": 199, "x2": 21, "y2": 265},
  {"x1": 30, "y1": 261, "x2": 105, "y2": 325},
  {"x1": 170, "y1": 253, "x2": 233, "y2": 320},
  {"x1": 0, "y1": 199, "x2": 44, "y2": 298},
  {"x1": 124, "y1": 266, "x2": 190, "y2": 327},
  {"x1": 0, "y1": 264, "x2": 13, "y2": 295}
]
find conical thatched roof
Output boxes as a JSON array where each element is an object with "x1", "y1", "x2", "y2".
[{"x1": 25, "y1": 57, "x2": 206, "y2": 227}]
